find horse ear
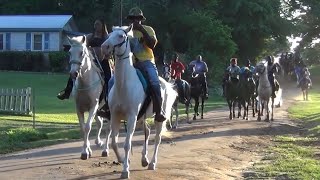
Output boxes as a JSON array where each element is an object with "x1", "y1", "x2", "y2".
[
  {"x1": 81, "y1": 35, "x2": 86, "y2": 44},
  {"x1": 125, "y1": 24, "x2": 133, "y2": 33}
]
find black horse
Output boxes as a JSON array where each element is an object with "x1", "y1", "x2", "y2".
[
  {"x1": 189, "y1": 73, "x2": 207, "y2": 120},
  {"x1": 224, "y1": 75, "x2": 240, "y2": 120},
  {"x1": 238, "y1": 69, "x2": 256, "y2": 120}
]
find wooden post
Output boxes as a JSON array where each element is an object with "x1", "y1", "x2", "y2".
[{"x1": 32, "y1": 88, "x2": 35, "y2": 129}]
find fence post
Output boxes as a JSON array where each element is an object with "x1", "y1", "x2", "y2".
[{"x1": 32, "y1": 88, "x2": 35, "y2": 129}]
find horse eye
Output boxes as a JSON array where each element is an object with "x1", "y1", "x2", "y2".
[{"x1": 118, "y1": 34, "x2": 124, "y2": 39}]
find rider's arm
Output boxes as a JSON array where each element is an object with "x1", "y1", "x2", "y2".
[{"x1": 135, "y1": 24, "x2": 157, "y2": 49}]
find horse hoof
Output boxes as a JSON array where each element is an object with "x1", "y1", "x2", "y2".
[
  {"x1": 141, "y1": 159, "x2": 149, "y2": 167},
  {"x1": 120, "y1": 171, "x2": 130, "y2": 179},
  {"x1": 193, "y1": 116, "x2": 196, "y2": 120},
  {"x1": 95, "y1": 139, "x2": 103, "y2": 147},
  {"x1": 80, "y1": 153, "x2": 89, "y2": 160},
  {"x1": 257, "y1": 117, "x2": 261, "y2": 121},
  {"x1": 101, "y1": 150, "x2": 109, "y2": 157},
  {"x1": 173, "y1": 126, "x2": 177, "y2": 129},
  {"x1": 201, "y1": 116, "x2": 203, "y2": 119},
  {"x1": 148, "y1": 163, "x2": 156, "y2": 170},
  {"x1": 264, "y1": 119, "x2": 269, "y2": 122},
  {"x1": 187, "y1": 120, "x2": 192, "y2": 124}
]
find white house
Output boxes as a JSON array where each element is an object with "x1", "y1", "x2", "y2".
[{"x1": 0, "y1": 15, "x2": 78, "y2": 52}]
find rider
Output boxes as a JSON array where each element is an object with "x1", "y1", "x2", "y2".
[
  {"x1": 189, "y1": 55, "x2": 209, "y2": 99},
  {"x1": 298, "y1": 67, "x2": 312, "y2": 88},
  {"x1": 222, "y1": 58, "x2": 240, "y2": 97},
  {"x1": 266, "y1": 55, "x2": 279, "y2": 98},
  {"x1": 126, "y1": 7, "x2": 166, "y2": 122},
  {"x1": 240, "y1": 59, "x2": 255, "y2": 78},
  {"x1": 170, "y1": 53, "x2": 187, "y2": 103},
  {"x1": 57, "y1": 19, "x2": 112, "y2": 100}
]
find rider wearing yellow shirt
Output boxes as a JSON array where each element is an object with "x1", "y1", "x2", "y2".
[{"x1": 127, "y1": 7, "x2": 166, "y2": 122}]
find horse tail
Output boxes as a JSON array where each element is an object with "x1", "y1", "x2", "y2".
[{"x1": 159, "y1": 77, "x2": 178, "y2": 121}]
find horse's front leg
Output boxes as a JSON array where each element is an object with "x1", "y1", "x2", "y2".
[
  {"x1": 245, "y1": 100, "x2": 249, "y2": 120},
  {"x1": 186, "y1": 99, "x2": 191, "y2": 124},
  {"x1": 232, "y1": 101, "x2": 236, "y2": 118},
  {"x1": 193, "y1": 98, "x2": 199, "y2": 120},
  {"x1": 238, "y1": 100, "x2": 242, "y2": 118},
  {"x1": 102, "y1": 119, "x2": 111, "y2": 157},
  {"x1": 110, "y1": 114, "x2": 123, "y2": 163},
  {"x1": 77, "y1": 111, "x2": 87, "y2": 159},
  {"x1": 142, "y1": 120, "x2": 151, "y2": 167},
  {"x1": 148, "y1": 120, "x2": 165, "y2": 170},
  {"x1": 265, "y1": 100, "x2": 270, "y2": 122},
  {"x1": 94, "y1": 116, "x2": 103, "y2": 147},
  {"x1": 271, "y1": 98, "x2": 274, "y2": 121},
  {"x1": 252, "y1": 97, "x2": 255, "y2": 117},
  {"x1": 174, "y1": 102, "x2": 179, "y2": 128},
  {"x1": 81, "y1": 105, "x2": 98, "y2": 160},
  {"x1": 201, "y1": 97, "x2": 204, "y2": 119},
  {"x1": 257, "y1": 99, "x2": 261, "y2": 121},
  {"x1": 227, "y1": 99, "x2": 233, "y2": 120},
  {"x1": 121, "y1": 115, "x2": 137, "y2": 179}
]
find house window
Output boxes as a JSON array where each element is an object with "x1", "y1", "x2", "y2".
[
  {"x1": 0, "y1": 34, "x2": 3, "y2": 50},
  {"x1": 33, "y1": 33, "x2": 43, "y2": 51}
]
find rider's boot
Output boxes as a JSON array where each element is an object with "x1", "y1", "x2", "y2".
[
  {"x1": 151, "y1": 84, "x2": 166, "y2": 122},
  {"x1": 57, "y1": 77, "x2": 73, "y2": 100}
]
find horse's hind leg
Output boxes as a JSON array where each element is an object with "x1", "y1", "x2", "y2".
[
  {"x1": 148, "y1": 121, "x2": 164, "y2": 170},
  {"x1": 186, "y1": 99, "x2": 191, "y2": 124},
  {"x1": 102, "y1": 119, "x2": 111, "y2": 157},
  {"x1": 174, "y1": 103, "x2": 179, "y2": 128},
  {"x1": 233, "y1": 101, "x2": 236, "y2": 118},
  {"x1": 271, "y1": 98, "x2": 274, "y2": 121},
  {"x1": 121, "y1": 115, "x2": 138, "y2": 179},
  {"x1": 306, "y1": 90, "x2": 309, "y2": 101},
  {"x1": 94, "y1": 116, "x2": 103, "y2": 147},
  {"x1": 142, "y1": 120, "x2": 151, "y2": 167},
  {"x1": 193, "y1": 98, "x2": 199, "y2": 120},
  {"x1": 252, "y1": 97, "x2": 255, "y2": 117}
]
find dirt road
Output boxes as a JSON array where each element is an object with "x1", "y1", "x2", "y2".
[{"x1": 0, "y1": 83, "x2": 302, "y2": 180}]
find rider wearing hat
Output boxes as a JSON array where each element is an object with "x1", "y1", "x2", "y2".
[{"x1": 127, "y1": 7, "x2": 166, "y2": 122}]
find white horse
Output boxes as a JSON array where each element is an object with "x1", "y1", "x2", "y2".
[
  {"x1": 168, "y1": 78, "x2": 191, "y2": 128},
  {"x1": 255, "y1": 60, "x2": 274, "y2": 121},
  {"x1": 68, "y1": 36, "x2": 111, "y2": 160},
  {"x1": 101, "y1": 25, "x2": 177, "y2": 179}
]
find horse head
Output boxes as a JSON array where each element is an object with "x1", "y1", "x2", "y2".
[
  {"x1": 101, "y1": 25, "x2": 133, "y2": 60},
  {"x1": 255, "y1": 61, "x2": 267, "y2": 76},
  {"x1": 68, "y1": 35, "x2": 90, "y2": 79}
]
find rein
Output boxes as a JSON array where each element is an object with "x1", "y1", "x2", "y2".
[{"x1": 113, "y1": 30, "x2": 130, "y2": 60}]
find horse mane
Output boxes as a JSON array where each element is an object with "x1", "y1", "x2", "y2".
[{"x1": 112, "y1": 26, "x2": 134, "y2": 38}]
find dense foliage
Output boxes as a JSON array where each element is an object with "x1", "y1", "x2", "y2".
[{"x1": 0, "y1": 0, "x2": 319, "y2": 77}]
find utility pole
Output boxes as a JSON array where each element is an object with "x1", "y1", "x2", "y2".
[{"x1": 120, "y1": 0, "x2": 123, "y2": 26}]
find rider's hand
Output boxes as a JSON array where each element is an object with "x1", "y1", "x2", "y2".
[{"x1": 132, "y1": 22, "x2": 145, "y2": 32}]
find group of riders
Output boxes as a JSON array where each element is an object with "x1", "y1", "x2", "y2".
[{"x1": 56, "y1": 7, "x2": 313, "y2": 123}]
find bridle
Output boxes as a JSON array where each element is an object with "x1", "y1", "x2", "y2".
[
  {"x1": 113, "y1": 30, "x2": 129, "y2": 60},
  {"x1": 69, "y1": 44, "x2": 90, "y2": 71}
]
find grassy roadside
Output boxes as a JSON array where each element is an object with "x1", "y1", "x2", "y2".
[{"x1": 245, "y1": 66, "x2": 320, "y2": 179}]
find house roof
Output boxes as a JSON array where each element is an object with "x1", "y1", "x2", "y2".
[{"x1": 0, "y1": 15, "x2": 74, "y2": 32}]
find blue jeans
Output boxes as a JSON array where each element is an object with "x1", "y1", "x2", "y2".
[{"x1": 108, "y1": 60, "x2": 160, "y2": 94}]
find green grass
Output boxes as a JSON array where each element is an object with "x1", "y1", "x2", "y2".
[
  {"x1": 246, "y1": 65, "x2": 320, "y2": 179},
  {"x1": 0, "y1": 71, "x2": 225, "y2": 154},
  {"x1": 0, "y1": 71, "x2": 77, "y2": 124}
]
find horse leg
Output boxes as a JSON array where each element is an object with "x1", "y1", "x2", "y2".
[
  {"x1": 227, "y1": 100, "x2": 233, "y2": 120},
  {"x1": 141, "y1": 120, "x2": 151, "y2": 167},
  {"x1": 257, "y1": 98, "x2": 261, "y2": 121},
  {"x1": 102, "y1": 120, "x2": 111, "y2": 157},
  {"x1": 271, "y1": 98, "x2": 274, "y2": 121},
  {"x1": 201, "y1": 97, "x2": 204, "y2": 119},
  {"x1": 238, "y1": 100, "x2": 242, "y2": 118},
  {"x1": 174, "y1": 102, "x2": 179, "y2": 128},
  {"x1": 121, "y1": 115, "x2": 137, "y2": 179},
  {"x1": 264, "y1": 100, "x2": 270, "y2": 122},
  {"x1": 186, "y1": 99, "x2": 191, "y2": 124},
  {"x1": 245, "y1": 100, "x2": 249, "y2": 120},
  {"x1": 80, "y1": 107, "x2": 97, "y2": 160},
  {"x1": 193, "y1": 97, "x2": 199, "y2": 120},
  {"x1": 111, "y1": 114, "x2": 123, "y2": 163},
  {"x1": 94, "y1": 116, "x2": 103, "y2": 147},
  {"x1": 77, "y1": 111, "x2": 87, "y2": 159},
  {"x1": 252, "y1": 97, "x2": 255, "y2": 117},
  {"x1": 306, "y1": 89, "x2": 309, "y2": 101},
  {"x1": 232, "y1": 101, "x2": 236, "y2": 118},
  {"x1": 148, "y1": 121, "x2": 164, "y2": 170}
]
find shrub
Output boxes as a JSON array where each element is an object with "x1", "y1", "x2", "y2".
[
  {"x1": 0, "y1": 51, "x2": 45, "y2": 71},
  {"x1": 49, "y1": 51, "x2": 68, "y2": 72}
]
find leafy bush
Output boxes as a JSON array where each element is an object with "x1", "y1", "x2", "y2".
[
  {"x1": 0, "y1": 51, "x2": 45, "y2": 71},
  {"x1": 49, "y1": 51, "x2": 69, "y2": 72}
]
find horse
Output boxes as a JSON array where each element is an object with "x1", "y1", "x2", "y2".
[
  {"x1": 67, "y1": 36, "x2": 111, "y2": 160},
  {"x1": 101, "y1": 25, "x2": 177, "y2": 179},
  {"x1": 255, "y1": 61, "x2": 274, "y2": 122},
  {"x1": 224, "y1": 74, "x2": 240, "y2": 120},
  {"x1": 189, "y1": 72, "x2": 206, "y2": 120},
  {"x1": 168, "y1": 78, "x2": 191, "y2": 128},
  {"x1": 299, "y1": 74, "x2": 312, "y2": 101},
  {"x1": 238, "y1": 69, "x2": 256, "y2": 120},
  {"x1": 162, "y1": 63, "x2": 171, "y2": 81}
]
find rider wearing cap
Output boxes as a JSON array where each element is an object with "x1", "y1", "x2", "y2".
[{"x1": 266, "y1": 55, "x2": 279, "y2": 98}]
